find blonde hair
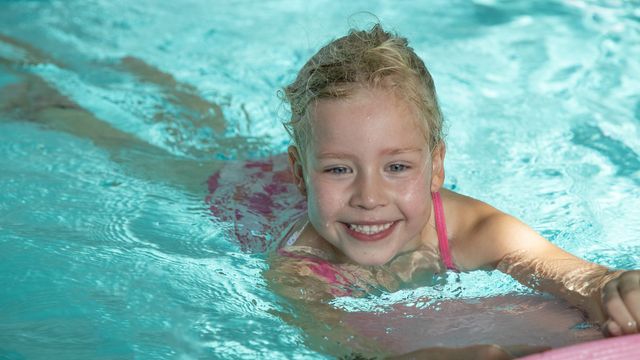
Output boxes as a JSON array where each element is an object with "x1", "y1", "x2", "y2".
[{"x1": 283, "y1": 24, "x2": 444, "y2": 165}]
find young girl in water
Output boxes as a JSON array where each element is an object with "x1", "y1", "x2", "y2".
[{"x1": 264, "y1": 24, "x2": 640, "y2": 358}]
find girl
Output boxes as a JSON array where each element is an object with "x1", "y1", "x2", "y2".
[{"x1": 264, "y1": 24, "x2": 639, "y2": 358}]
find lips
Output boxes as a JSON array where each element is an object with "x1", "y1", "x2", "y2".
[{"x1": 343, "y1": 221, "x2": 398, "y2": 242}]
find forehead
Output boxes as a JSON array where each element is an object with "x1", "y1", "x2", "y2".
[{"x1": 308, "y1": 87, "x2": 428, "y2": 153}]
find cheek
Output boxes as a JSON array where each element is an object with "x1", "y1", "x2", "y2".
[
  {"x1": 400, "y1": 188, "x2": 430, "y2": 214},
  {"x1": 403, "y1": 176, "x2": 429, "y2": 193},
  {"x1": 395, "y1": 175, "x2": 431, "y2": 214},
  {"x1": 307, "y1": 179, "x2": 346, "y2": 218}
]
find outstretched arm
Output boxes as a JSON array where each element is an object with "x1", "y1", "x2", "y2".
[{"x1": 469, "y1": 210, "x2": 640, "y2": 336}]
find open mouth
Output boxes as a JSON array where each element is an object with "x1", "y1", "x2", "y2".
[
  {"x1": 343, "y1": 221, "x2": 397, "y2": 242},
  {"x1": 348, "y1": 222, "x2": 393, "y2": 235}
]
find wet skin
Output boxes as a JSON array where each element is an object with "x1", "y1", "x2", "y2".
[{"x1": 288, "y1": 86, "x2": 445, "y2": 267}]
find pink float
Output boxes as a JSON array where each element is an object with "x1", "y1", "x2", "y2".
[{"x1": 519, "y1": 333, "x2": 640, "y2": 359}]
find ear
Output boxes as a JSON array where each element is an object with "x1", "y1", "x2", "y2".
[
  {"x1": 430, "y1": 142, "x2": 446, "y2": 193},
  {"x1": 287, "y1": 145, "x2": 307, "y2": 197}
]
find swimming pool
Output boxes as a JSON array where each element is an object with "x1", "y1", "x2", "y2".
[{"x1": 1, "y1": 0, "x2": 639, "y2": 358}]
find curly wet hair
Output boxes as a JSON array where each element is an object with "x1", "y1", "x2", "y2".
[{"x1": 282, "y1": 23, "x2": 444, "y2": 165}]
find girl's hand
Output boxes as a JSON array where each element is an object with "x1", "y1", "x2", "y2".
[{"x1": 601, "y1": 270, "x2": 640, "y2": 336}]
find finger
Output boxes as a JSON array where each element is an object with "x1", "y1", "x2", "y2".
[
  {"x1": 603, "y1": 319, "x2": 623, "y2": 337},
  {"x1": 603, "y1": 286, "x2": 638, "y2": 334},
  {"x1": 618, "y1": 273, "x2": 640, "y2": 332}
]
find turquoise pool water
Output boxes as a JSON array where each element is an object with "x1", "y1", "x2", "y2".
[{"x1": 1, "y1": 1, "x2": 639, "y2": 359}]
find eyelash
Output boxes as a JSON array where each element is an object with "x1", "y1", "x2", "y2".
[
  {"x1": 325, "y1": 166, "x2": 351, "y2": 175},
  {"x1": 388, "y1": 163, "x2": 410, "y2": 172},
  {"x1": 324, "y1": 164, "x2": 411, "y2": 174}
]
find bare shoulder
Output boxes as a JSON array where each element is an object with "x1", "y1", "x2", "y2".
[
  {"x1": 439, "y1": 189, "x2": 497, "y2": 234},
  {"x1": 440, "y1": 189, "x2": 555, "y2": 271},
  {"x1": 440, "y1": 189, "x2": 500, "y2": 248}
]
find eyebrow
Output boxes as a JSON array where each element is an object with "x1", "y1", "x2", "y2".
[{"x1": 316, "y1": 147, "x2": 425, "y2": 159}]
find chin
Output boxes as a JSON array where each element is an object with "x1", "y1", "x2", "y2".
[{"x1": 351, "y1": 253, "x2": 394, "y2": 267}]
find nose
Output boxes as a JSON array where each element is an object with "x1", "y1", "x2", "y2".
[{"x1": 349, "y1": 171, "x2": 388, "y2": 210}]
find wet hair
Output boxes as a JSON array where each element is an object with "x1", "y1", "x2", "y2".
[{"x1": 282, "y1": 23, "x2": 444, "y2": 165}]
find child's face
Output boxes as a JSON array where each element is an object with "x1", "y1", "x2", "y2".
[{"x1": 289, "y1": 87, "x2": 444, "y2": 266}]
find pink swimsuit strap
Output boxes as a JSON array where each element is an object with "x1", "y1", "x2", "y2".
[{"x1": 432, "y1": 191, "x2": 457, "y2": 272}]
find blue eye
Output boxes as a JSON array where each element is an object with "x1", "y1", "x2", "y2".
[
  {"x1": 388, "y1": 163, "x2": 409, "y2": 172},
  {"x1": 326, "y1": 167, "x2": 351, "y2": 175}
]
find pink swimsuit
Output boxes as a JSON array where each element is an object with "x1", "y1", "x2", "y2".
[
  {"x1": 432, "y1": 191, "x2": 456, "y2": 271},
  {"x1": 277, "y1": 191, "x2": 458, "y2": 294}
]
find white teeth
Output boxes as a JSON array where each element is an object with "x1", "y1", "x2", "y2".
[{"x1": 348, "y1": 222, "x2": 393, "y2": 235}]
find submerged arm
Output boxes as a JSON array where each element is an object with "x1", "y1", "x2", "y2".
[{"x1": 265, "y1": 250, "x2": 548, "y2": 359}]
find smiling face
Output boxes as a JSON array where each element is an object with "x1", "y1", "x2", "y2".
[{"x1": 288, "y1": 86, "x2": 445, "y2": 266}]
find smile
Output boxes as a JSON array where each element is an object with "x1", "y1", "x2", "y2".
[
  {"x1": 348, "y1": 222, "x2": 393, "y2": 235},
  {"x1": 343, "y1": 221, "x2": 398, "y2": 242}
]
